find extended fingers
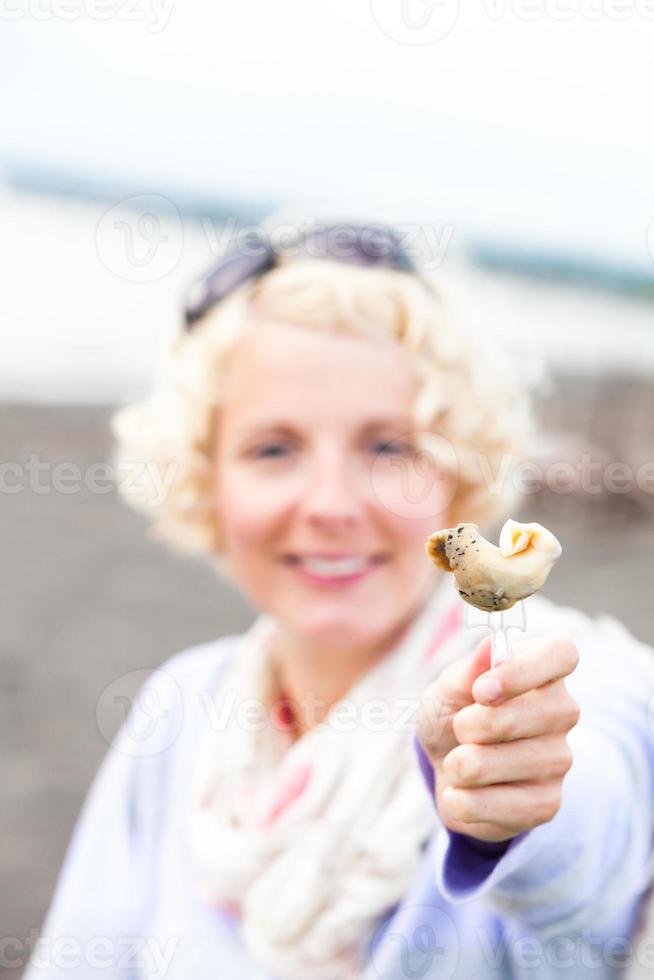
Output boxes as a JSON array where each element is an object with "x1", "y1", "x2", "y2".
[
  {"x1": 453, "y1": 682, "x2": 580, "y2": 743},
  {"x1": 442, "y1": 735, "x2": 573, "y2": 788},
  {"x1": 472, "y1": 636, "x2": 580, "y2": 706}
]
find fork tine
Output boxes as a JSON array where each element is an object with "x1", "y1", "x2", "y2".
[
  {"x1": 464, "y1": 603, "x2": 491, "y2": 631},
  {"x1": 502, "y1": 601, "x2": 527, "y2": 631},
  {"x1": 462, "y1": 600, "x2": 527, "y2": 667}
]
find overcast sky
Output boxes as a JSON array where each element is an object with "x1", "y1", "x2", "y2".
[{"x1": 1, "y1": 1, "x2": 653, "y2": 272}]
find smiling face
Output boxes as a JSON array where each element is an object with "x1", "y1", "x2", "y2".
[{"x1": 212, "y1": 319, "x2": 451, "y2": 654}]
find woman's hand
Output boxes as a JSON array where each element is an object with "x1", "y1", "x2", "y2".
[{"x1": 416, "y1": 635, "x2": 581, "y2": 843}]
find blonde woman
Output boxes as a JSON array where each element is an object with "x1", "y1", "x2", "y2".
[{"x1": 27, "y1": 223, "x2": 654, "y2": 979}]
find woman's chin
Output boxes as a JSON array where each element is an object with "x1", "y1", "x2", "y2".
[{"x1": 277, "y1": 604, "x2": 397, "y2": 653}]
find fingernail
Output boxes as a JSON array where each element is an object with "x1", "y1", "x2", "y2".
[{"x1": 474, "y1": 676, "x2": 503, "y2": 703}]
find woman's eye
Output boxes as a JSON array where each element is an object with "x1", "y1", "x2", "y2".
[
  {"x1": 372, "y1": 440, "x2": 413, "y2": 457},
  {"x1": 253, "y1": 443, "x2": 291, "y2": 459}
]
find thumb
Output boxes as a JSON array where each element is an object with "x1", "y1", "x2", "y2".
[
  {"x1": 416, "y1": 636, "x2": 492, "y2": 764},
  {"x1": 432, "y1": 635, "x2": 493, "y2": 709}
]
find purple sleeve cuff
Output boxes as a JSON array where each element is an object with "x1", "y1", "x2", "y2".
[
  {"x1": 413, "y1": 734, "x2": 526, "y2": 879},
  {"x1": 414, "y1": 732, "x2": 437, "y2": 797}
]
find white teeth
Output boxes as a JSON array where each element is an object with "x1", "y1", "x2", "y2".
[{"x1": 299, "y1": 556, "x2": 371, "y2": 577}]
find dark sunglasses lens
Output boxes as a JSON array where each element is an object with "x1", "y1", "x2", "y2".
[
  {"x1": 184, "y1": 223, "x2": 416, "y2": 329},
  {"x1": 295, "y1": 224, "x2": 414, "y2": 272},
  {"x1": 184, "y1": 238, "x2": 275, "y2": 328}
]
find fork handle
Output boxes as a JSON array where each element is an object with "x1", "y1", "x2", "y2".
[{"x1": 491, "y1": 628, "x2": 511, "y2": 668}]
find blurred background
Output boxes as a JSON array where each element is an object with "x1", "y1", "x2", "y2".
[{"x1": 1, "y1": 2, "x2": 654, "y2": 974}]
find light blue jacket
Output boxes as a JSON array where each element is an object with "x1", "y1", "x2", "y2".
[{"x1": 24, "y1": 596, "x2": 654, "y2": 979}]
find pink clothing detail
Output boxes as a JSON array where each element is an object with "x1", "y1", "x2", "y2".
[
  {"x1": 421, "y1": 600, "x2": 463, "y2": 664},
  {"x1": 260, "y1": 763, "x2": 313, "y2": 829},
  {"x1": 212, "y1": 897, "x2": 242, "y2": 917}
]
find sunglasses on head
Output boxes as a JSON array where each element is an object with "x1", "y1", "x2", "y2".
[{"x1": 183, "y1": 222, "x2": 419, "y2": 330}]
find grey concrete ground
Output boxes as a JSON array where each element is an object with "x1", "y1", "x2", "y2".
[{"x1": 1, "y1": 382, "x2": 653, "y2": 975}]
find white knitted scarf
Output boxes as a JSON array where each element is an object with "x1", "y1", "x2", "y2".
[{"x1": 185, "y1": 578, "x2": 473, "y2": 980}]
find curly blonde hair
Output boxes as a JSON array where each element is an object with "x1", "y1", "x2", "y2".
[{"x1": 110, "y1": 255, "x2": 533, "y2": 576}]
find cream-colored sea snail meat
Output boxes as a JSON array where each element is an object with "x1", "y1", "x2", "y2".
[{"x1": 426, "y1": 519, "x2": 562, "y2": 612}]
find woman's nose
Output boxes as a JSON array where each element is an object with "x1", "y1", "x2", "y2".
[{"x1": 300, "y1": 455, "x2": 366, "y2": 528}]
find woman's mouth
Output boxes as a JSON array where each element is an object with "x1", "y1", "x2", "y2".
[{"x1": 281, "y1": 553, "x2": 388, "y2": 585}]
